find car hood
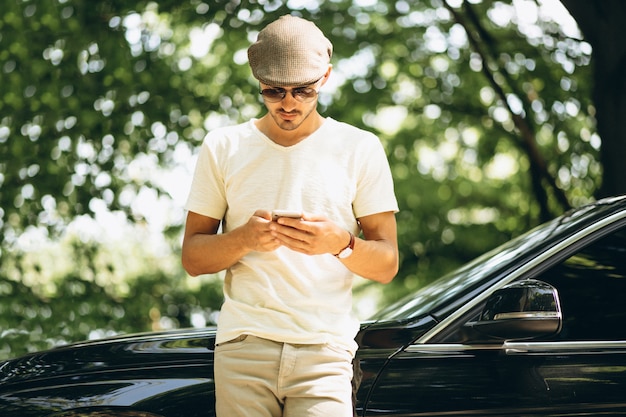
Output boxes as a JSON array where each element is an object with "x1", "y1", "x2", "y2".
[{"x1": 0, "y1": 327, "x2": 217, "y2": 386}]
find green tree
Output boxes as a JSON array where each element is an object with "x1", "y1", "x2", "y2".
[{"x1": 0, "y1": 0, "x2": 605, "y2": 358}]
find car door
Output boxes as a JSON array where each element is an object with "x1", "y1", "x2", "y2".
[
  {"x1": 512, "y1": 223, "x2": 626, "y2": 413},
  {"x1": 363, "y1": 222, "x2": 626, "y2": 416}
]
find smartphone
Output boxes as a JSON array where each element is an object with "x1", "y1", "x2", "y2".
[{"x1": 271, "y1": 210, "x2": 302, "y2": 221}]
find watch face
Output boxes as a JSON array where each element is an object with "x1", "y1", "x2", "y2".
[{"x1": 338, "y1": 247, "x2": 353, "y2": 259}]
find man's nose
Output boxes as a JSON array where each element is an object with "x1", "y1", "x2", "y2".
[{"x1": 280, "y1": 90, "x2": 298, "y2": 107}]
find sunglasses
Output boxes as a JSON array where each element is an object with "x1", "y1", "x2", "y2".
[{"x1": 259, "y1": 79, "x2": 323, "y2": 103}]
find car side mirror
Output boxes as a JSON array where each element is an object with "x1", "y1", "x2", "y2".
[{"x1": 462, "y1": 279, "x2": 562, "y2": 342}]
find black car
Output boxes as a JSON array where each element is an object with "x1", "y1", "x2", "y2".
[{"x1": 2, "y1": 195, "x2": 626, "y2": 416}]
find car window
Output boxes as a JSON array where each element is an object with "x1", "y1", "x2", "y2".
[
  {"x1": 536, "y1": 224, "x2": 626, "y2": 341},
  {"x1": 371, "y1": 217, "x2": 570, "y2": 323}
]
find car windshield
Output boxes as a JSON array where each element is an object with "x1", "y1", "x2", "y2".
[{"x1": 369, "y1": 207, "x2": 592, "y2": 323}]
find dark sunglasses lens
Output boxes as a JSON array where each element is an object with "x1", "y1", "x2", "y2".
[
  {"x1": 261, "y1": 89, "x2": 285, "y2": 101},
  {"x1": 294, "y1": 88, "x2": 317, "y2": 101}
]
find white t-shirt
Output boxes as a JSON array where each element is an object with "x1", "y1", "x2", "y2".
[{"x1": 185, "y1": 117, "x2": 398, "y2": 353}]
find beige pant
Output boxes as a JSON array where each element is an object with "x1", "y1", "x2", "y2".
[{"x1": 214, "y1": 335, "x2": 354, "y2": 417}]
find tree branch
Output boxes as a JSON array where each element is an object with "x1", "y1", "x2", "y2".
[{"x1": 444, "y1": 0, "x2": 571, "y2": 218}]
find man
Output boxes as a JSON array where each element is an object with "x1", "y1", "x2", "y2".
[{"x1": 182, "y1": 14, "x2": 398, "y2": 417}]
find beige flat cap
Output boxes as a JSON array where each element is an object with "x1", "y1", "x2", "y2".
[{"x1": 248, "y1": 15, "x2": 333, "y2": 87}]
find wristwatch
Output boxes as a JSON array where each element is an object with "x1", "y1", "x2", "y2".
[{"x1": 335, "y1": 231, "x2": 355, "y2": 259}]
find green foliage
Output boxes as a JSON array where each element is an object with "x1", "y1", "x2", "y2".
[
  {"x1": 0, "y1": 0, "x2": 599, "y2": 358},
  {"x1": 1, "y1": 229, "x2": 223, "y2": 359}
]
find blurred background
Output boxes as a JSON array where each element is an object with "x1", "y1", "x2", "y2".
[{"x1": 1, "y1": 0, "x2": 624, "y2": 360}]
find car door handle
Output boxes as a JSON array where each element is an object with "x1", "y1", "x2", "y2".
[{"x1": 504, "y1": 341, "x2": 626, "y2": 355}]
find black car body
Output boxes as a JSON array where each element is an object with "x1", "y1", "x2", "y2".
[{"x1": 2, "y1": 196, "x2": 626, "y2": 416}]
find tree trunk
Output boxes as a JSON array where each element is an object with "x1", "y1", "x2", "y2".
[{"x1": 560, "y1": 0, "x2": 626, "y2": 198}]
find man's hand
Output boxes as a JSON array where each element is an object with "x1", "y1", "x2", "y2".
[
  {"x1": 268, "y1": 212, "x2": 348, "y2": 256},
  {"x1": 245, "y1": 210, "x2": 283, "y2": 253}
]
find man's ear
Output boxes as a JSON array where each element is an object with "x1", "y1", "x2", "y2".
[{"x1": 321, "y1": 65, "x2": 333, "y2": 85}]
